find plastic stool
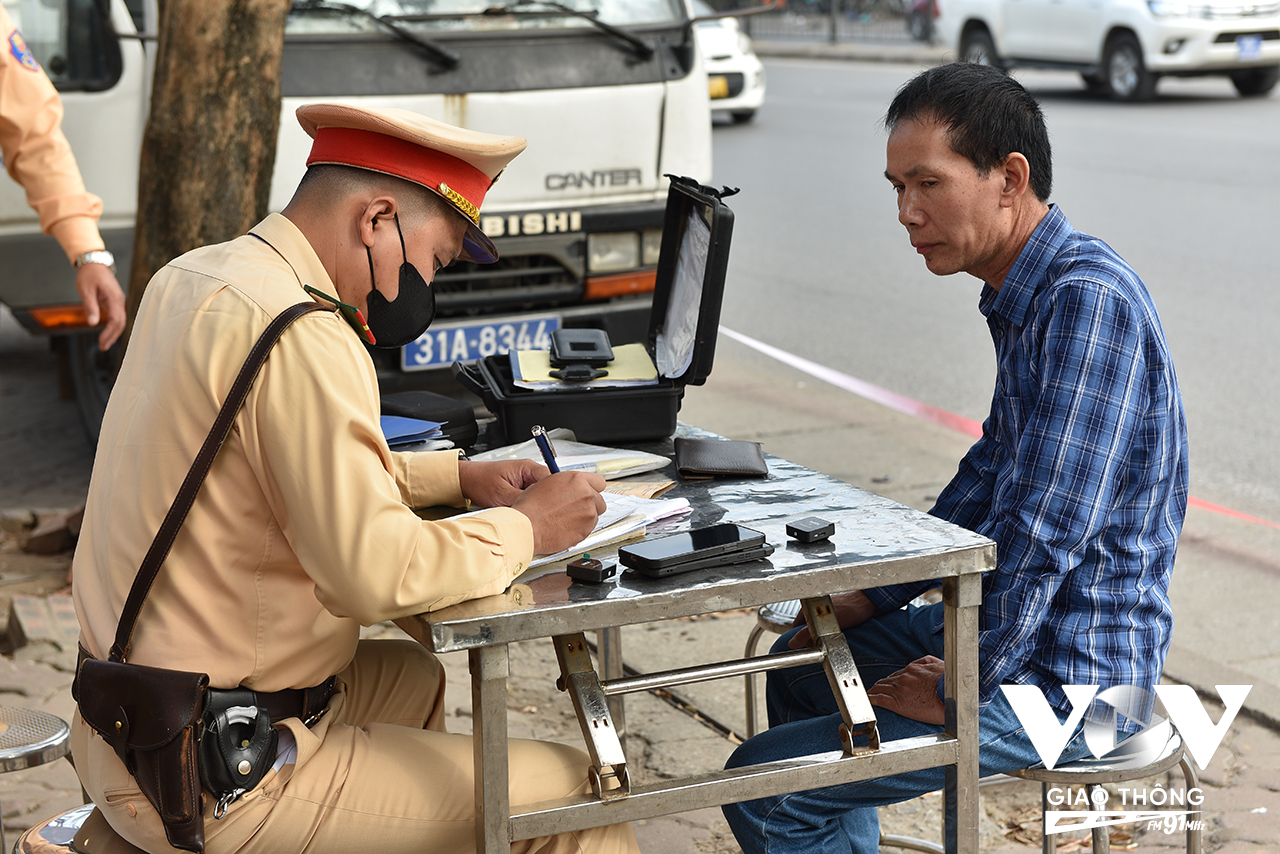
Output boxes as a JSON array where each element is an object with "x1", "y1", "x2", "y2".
[
  {"x1": 1008, "y1": 726, "x2": 1200, "y2": 854},
  {"x1": 743, "y1": 599, "x2": 802, "y2": 737},
  {"x1": 0, "y1": 706, "x2": 72, "y2": 853}
]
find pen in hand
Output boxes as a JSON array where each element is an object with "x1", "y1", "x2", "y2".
[{"x1": 531, "y1": 425, "x2": 560, "y2": 474}]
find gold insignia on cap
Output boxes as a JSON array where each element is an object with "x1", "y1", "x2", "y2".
[{"x1": 438, "y1": 181, "x2": 479, "y2": 225}]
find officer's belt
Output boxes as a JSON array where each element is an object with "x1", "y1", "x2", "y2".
[{"x1": 76, "y1": 644, "x2": 335, "y2": 727}]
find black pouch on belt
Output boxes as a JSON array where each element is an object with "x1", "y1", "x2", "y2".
[{"x1": 199, "y1": 688, "x2": 279, "y2": 818}]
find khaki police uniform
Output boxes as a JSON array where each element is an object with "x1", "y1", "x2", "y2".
[
  {"x1": 70, "y1": 211, "x2": 638, "y2": 854},
  {"x1": 0, "y1": 6, "x2": 106, "y2": 263}
]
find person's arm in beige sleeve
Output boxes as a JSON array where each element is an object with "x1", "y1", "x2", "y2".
[
  {"x1": 249, "y1": 314, "x2": 604, "y2": 623},
  {"x1": 0, "y1": 8, "x2": 125, "y2": 349}
]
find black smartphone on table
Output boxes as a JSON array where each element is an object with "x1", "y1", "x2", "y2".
[{"x1": 619, "y1": 524, "x2": 772, "y2": 577}]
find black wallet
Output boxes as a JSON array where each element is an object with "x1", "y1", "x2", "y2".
[{"x1": 674, "y1": 437, "x2": 769, "y2": 480}]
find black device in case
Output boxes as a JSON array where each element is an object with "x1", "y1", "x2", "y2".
[
  {"x1": 550, "y1": 329, "x2": 614, "y2": 367},
  {"x1": 454, "y1": 176, "x2": 737, "y2": 444},
  {"x1": 786, "y1": 516, "x2": 835, "y2": 543}
]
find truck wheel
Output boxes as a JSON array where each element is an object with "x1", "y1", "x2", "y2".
[
  {"x1": 1104, "y1": 34, "x2": 1157, "y2": 101},
  {"x1": 1231, "y1": 66, "x2": 1280, "y2": 96},
  {"x1": 66, "y1": 331, "x2": 120, "y2": 445},
  {"x1": 960, "y1": 28, "x2": 998, "y2": 66}
]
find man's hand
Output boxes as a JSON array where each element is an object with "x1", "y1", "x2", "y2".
[
  {"x1": 787, "y1": 590, "x2": 883, "y2": 649},
  {"x1": 865, "y1": 655, "x2": 946, "y2": 725},
  {"x1": 457, "y1": 459, "x2": 548, "y2": 508},
  {"x1": 511, "y1": 470, "x2": 607, "y2": 555},
  {"x1": 75, "y1": 262, "x2": 126, "y2": 351}
]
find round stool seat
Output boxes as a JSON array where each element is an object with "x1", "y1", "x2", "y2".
[
  {"x1": 0, "y1": 706, "x2": 70, "y2": 772},
  {"x1": 15, "y1": 805, "x2": 148, "y2": 854},
  {"x1": 1009, "y1": 724, "x2": 1185, "y2": 784},
  {"x1": 757, "y1": 599, "x2": 802, "y2": 632}
]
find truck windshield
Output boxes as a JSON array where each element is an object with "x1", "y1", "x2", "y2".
[{"x1": 287, "y1": 0, "x2": 686, "y2": 34}]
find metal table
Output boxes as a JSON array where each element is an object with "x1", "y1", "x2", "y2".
[{"x1": 396, "y1": 424, "x2": 994, "y2": 854}]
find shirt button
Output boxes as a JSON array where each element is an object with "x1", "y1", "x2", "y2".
[
  {"x1": 125, "y1": 803, "x2": 137, "y2": 817},
  {"x1": 516, "y1": 562, "x2": 524, "y2": 572}
]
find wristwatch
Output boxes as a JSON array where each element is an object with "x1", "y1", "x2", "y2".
[{"x1": 74, "y1": 249, "x2": 117, "y2": 276}]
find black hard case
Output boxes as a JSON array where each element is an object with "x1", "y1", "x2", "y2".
[{"x1": 454, "y1": 177, "x2": 736, "y2": 445}]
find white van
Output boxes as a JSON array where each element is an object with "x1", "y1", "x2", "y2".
[
  {"x1": 0, "y1": 0, "x2": 714, "y2": 436},
  {"x1": 935, "y1": 0, "x2": 1280, "y2": 100}
]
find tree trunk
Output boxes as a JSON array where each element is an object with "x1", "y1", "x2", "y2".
[{"x1": 123, "y1": 0, "x2": 292, "y2": 342}]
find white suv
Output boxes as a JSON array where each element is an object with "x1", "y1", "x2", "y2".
[{"x1": 933, "y1": 0, "x2": 1280, "y2": 100}]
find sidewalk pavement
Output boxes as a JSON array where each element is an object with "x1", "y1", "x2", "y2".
[
  {"x1": 750, "y1": 37, "x2": 950, "y2": 66},
  {"x1": 3, "y1": 332, "x2": 1280, "y2": 851}
]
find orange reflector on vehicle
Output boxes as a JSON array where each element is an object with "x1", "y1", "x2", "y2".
[
  {"x1": 28, "y1": 304, "x2": 90, "y2": 330},
  {"x1": 584, "y1": 270, "x2": 657, "y2": 301}
]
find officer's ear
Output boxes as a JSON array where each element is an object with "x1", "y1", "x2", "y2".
[{"x1": 359, "y1": 196, "x2": 399, "y2": 247}]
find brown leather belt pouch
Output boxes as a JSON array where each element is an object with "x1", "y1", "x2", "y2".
[{"x1": 76, "y1": 657, "x2": 210, "y2": 853}]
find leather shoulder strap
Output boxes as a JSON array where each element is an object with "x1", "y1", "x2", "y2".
[{"x1": 109, "y1": 301, "x2": 327, "y2": 663}]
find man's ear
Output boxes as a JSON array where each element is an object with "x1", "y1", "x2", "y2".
[
  {"x1": 1000, "y1": 152, "x2": 1032, "y2": 207},
  {"x1": 358, "y1": 196, "x2": 399, "y2": 247}
]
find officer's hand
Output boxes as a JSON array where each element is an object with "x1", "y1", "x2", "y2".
[
  {"x1": 75, "y1": 262, "x2": 126, "y2": 351},
  {"x1": 865, "y1": 655, "x2": 946, "y2": 725},
  {"x1": 457, "y1": 459, "x2": 549, "y2": 508},
  {"x1": 511, "y1": 471, "x2": 607, "y2": 555},
  {"x1": 787, "y1": 590, "x2": 882, "y2": 649}
]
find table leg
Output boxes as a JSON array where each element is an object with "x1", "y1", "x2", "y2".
[
  {"x1": 942, "y1": 574, "x2": 982, "y2": 854},
  {"x1": 596, "y1": 626, "x2": 627, "y2": 747},
  {"x1": 471, "y1": 645, "x2": 511, "y2": 854}
]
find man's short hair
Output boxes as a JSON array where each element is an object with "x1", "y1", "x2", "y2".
[
  {"x1": 884, "y1": 63, "x2": 1052, "y2": 203},
  {"x1": 294, "y1": 163, "x2": 456, "y2": 226}
]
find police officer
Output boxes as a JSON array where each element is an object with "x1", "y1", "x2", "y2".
[
  {"x1": 71, "y1": 103, "x2": 638, "y2": 854},
  {"x1": 1, "y1": 6, "x2": 124, "y2": 350}
]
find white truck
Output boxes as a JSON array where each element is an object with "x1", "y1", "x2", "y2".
[
  {"x1": 934, "y1": 0, "x2": 1280, "y2": 100},
  {"x1": 0, "y1": 0, "x2": 714, "y2": 437}
]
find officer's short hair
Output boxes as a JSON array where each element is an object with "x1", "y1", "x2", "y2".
[
  {"x1": 884, "y1": 63, "x2": 1052, "y2": 203},
  {"x1": 295, "y1": 164, "x2": 455, "y2": 226}
]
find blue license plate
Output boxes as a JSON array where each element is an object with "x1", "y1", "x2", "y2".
[
  {"x1": 1238, "y1": 34, "x2": 1263, "y2": 61},
  {"x1": 400, "y1": 314, "x2": 559, "y2": 371}
]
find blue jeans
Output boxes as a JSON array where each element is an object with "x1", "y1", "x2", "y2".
[{"x1": 722, "y1": 602, "x2": 1090, "y2": 854}]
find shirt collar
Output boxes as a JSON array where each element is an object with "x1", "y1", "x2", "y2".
[
  {"x1": 980, "y1": 205, "x2": 1073, "y2": 326},
  {"x1": 248, "y1": 212, "x2": 338, "y2": 300}
]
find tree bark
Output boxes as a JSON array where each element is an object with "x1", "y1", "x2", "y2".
[{"x1": 123, "y1": 0, "x2": 293, "y2": 341}]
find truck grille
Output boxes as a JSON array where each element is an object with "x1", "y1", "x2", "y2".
[{"x1": 434, "y1": 253, "x2": 583, "y2": 317}]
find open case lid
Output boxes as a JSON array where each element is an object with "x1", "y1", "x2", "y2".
[{"x1": 646, "y1": 176, "x2": 738, "y2": 387}]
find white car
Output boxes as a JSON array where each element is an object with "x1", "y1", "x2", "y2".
[
  {"x1": 693, "y1": 0, "x2": 767, "y2": 122},
  {"x1": 934, "y1": 0, "x2": 1280, "y2": 100}
]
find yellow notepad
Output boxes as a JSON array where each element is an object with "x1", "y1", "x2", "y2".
[{"x1": 513, "y1": 342, "x2": 659, "y2": 388}]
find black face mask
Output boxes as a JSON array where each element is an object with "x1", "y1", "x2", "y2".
[{"x1": 364, "y1": 213, "x2": 436, "y2": 349}]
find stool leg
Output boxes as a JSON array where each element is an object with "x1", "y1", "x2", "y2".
[
  {"x1": 1041, "y1": 782, "x2": 1052, "y2": 854},
  {"x1": 743, "y1": 625, "x2": 766, "y2": 738},
  {"x1": 1088, "y1": 784, "x2": 1109, "y2": 852},
  {"x1": 1179, "y1": 755, "x2": 1201, "y2": 854}
]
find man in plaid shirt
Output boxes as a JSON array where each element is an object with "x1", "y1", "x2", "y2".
[{"x1": 722, "y1": 62, "x2": 1189, "y2": 854}]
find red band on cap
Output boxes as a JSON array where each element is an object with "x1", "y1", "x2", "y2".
[{"x1": 307, "y1": 126, "x2": 491, "y2": 217}]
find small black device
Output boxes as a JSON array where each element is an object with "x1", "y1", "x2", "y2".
[
  {"x1": 549, "y1": 328, "x2": 614, "y2": 368},
  {"x1": 628, "y1": 542, "x2": 775, "y2": 578},
  {"x1": 786, "y1": 516, "x2": 835, "y2": 543},
  {"x1": 619, "y1": 524, "x2": 767, "y2": 572},
  {"x1": 566, "y1": 553, "x2": 617, "y2": 583}
]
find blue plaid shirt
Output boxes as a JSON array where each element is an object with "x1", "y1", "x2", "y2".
[{"x1": 866, "y1": 206, "x2": 1189, "y2": 715}]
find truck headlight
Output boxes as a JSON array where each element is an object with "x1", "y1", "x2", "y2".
[
  {"x1": 587, "y1": 232, "x2": 641, "y2": 273},
  {"x1": 642, "y1": 229, "x2": 663, "y2": 266}
]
